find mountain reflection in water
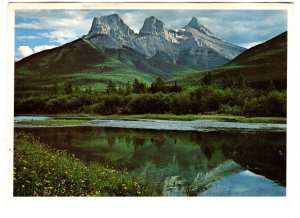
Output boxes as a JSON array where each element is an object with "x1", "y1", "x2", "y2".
[{"x1": 15, "y1": 126, "x2": 286, "y2": 196}]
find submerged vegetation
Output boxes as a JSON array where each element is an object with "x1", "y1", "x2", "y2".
[{"x1": 14, "y1": 132, "x2": 162, "y2": 196}]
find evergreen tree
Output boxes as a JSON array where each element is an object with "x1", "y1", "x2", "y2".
[
  {"x1": 132, "y1": 79, "x2": 146, "y2": 93},
  {"x1": 202, "y1": 74, "x2": 212, "y2": 85},
  {"x1": 64, "y1": 82, "x2": 73, "y2": 94},
  {"x1": 106, "y1": 81, "x2": 117, "y2": 94},
  {"x1": 150, "y1": 77, "x2": 166, "y2": 93},
  {"x1": 124, "y1": 82, "x2": 132, "y2": 95},
  {"x1": 170, "y1": 81, "x2": 182, "y2": 93}
]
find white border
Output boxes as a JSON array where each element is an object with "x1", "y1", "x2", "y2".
[{"x1": 2, "y1": 1, "x2": 299, "y2": 218}]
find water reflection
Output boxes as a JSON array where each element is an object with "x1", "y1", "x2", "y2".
[
  {"x1": 200, "y1": 170, "x2": 286, "y2": 196},
  {"x1": 15, "y1": 126, "x2": 286, "y2": 195}
]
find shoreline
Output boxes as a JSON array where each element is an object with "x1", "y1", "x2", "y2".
[
  {"x1": 14, "y1": 113, "x2": 287, "y2": 124},
  {"x1": 14, "y1": 117, "x2": 286, "y2": 133}
]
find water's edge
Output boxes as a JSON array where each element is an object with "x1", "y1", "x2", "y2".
[{"x1": 14, "y1": 116, "x2": 286, "y2": 133}]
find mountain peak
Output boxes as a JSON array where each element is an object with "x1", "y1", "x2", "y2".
[
  {"x1": 109, "y1": 13, "x2": 120, "y2": 18},
  {"x1": 189, "y1": 17, "x2": 198, "y2": 25},
  {"x1": 87, "y1": 13, "x2": 134, "y2": 38},
  {"x1": 139, "y1": 16, "x2": 178, "y2": 43},
  {"x1": 185, "y1": 17, "x2": 214, "y2": 36},
  {"x1": 139, "y1": 16, "x2": 166, "y2": 36}
]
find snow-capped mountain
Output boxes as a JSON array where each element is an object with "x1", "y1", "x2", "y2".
[{"x1": 85, "y1": 14, "x2": 246, "y2": 70}]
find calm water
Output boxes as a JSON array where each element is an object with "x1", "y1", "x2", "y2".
[{"x1": 15, "y1": 125, "x2": 286, "y2": 196}]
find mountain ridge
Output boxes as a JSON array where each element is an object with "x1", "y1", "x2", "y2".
[
  {"x1": 173, "y1": 31, "x2": 287, "y2": 89},
  {"x1": 15, "y1": 37, "x2": 192, "y2": 95},
  {"x1": 15, "y1": 13, "x2": 252, "y2": 95},
  {"x1": 84, "y1": 14, "x2": 246, "y2": 70}
]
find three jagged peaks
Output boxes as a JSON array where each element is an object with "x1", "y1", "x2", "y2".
[
  {"x1": 85, "y1": 13, "x2": 246, "y2": 70},
  {"x1": 89, "y1": 14, "x2": 213, "y2": 38}
]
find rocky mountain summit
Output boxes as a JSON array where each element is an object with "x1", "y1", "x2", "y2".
[
  {"x1": 85, "y1": 13, "x2": 246, "y2": 70},
  {"x1": 139, "y1": 16, "x2": 177, "y2": 43},
  {"x1": 184, "y1": 17, "x2": 216, "y2": 38}
]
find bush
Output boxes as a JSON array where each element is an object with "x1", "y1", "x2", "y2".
[
  {"x1": 46, "y1": 95, "x2": 68, "y2": 113},
  {"x1": 170, "y1": 92, "x2": 192, "y2": 114},
  {"x1": 243, "y1": 91, "x2": 286, "y2": 117},
  {"x1": 218, "y1": 104, "x2": 242, "y2": 115},
  {"x1": 93, "y1": 94, "x2": 127, "y2": 115},
  {"x1": 14, "y1": 84, "x2": 286, "y2": 117},
  {"x1": 15, "y1": 97, "x2": 47, "y2": 114},
  {"x1": 126, "y1": 93, "x2": 170, "y2": 114}
]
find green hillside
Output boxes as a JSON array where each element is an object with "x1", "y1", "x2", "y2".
[
  {"x1": 15, "y1": 38, "x2": 192, "y2": 95},
  {"x1": 174, "y1": 31, "x2": 287, "y2": 89}
]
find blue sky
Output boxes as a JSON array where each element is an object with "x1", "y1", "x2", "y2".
[{"x1": 15, "y1": 9, "x2": 287, "y2": 60}]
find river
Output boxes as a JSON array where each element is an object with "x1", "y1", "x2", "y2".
[{"x1": 14, "y1": 116, "x2": 286, "y2": 196}]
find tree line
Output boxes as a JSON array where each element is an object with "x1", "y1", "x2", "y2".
[
  {"x1": 15, "y1": 80, "x2": 286, "y2": 117},
  {"x1": 51, "y1": 77, "x2": 182, "y2": 96}
]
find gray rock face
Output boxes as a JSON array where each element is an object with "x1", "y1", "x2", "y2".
[
  {"x1": 139, "y1": 16, "x2": 178, "y2": 43},
  {"x1": 136, "y1": 35, "x2": 179, "y2": 61},
  {"x1": 139, "y1": 16, "x2": 166, "y2": 36},
  {"x1": 184, "y1": 17, "x2": 216, "y2": 38},
  {"x1": 85, "y1": 14, "x2": 246, "y2": 70},
  {"x1": 86, "y1": 14, "x2": 139, "y2": 50}
]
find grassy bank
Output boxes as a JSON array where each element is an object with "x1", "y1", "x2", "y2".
[
  {"x1": 14, "y1": 132, "x2": 162, "y2": 196},
  {"x1": 122, "y1": 114, "x2": 286, "y2": 123},
  {"x1": 15, "y1": 119, "x2": 90, "y2": 126},
  {"x1": 16, "y1": 114, "x2": 286, "y2": 124}
]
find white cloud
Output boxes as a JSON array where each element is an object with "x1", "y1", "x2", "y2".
[
  {"x1": 17, "y1": 35, "x2": 40, "y2": 40},
  {"x1": 15, "y1": 45, "x2": 57, "y2": 61},
  {"x1": 15, "y1": 22, "x2": 41, "y2": 29},
  {"x1": 33, "y1": 45, "x2": 57, "y2": 53},
  {"x1": 15, "y1": 9, "x2": 287, "y2": 47},
  {"x1": 240, "y1": 41, "x2": 263, "y2": 49},
  {"x1": 39, "y1": 31, "x2": 78, "y2": 44},
  {"x1": 16, "y1": 10, "x2": 92, "y2": 45},
  {"x1": 122, "y1": 12, "x2": 142, "y2": 33},
  {"x1": 15, "y1": 46, "x2": 33, "y2": 61}
]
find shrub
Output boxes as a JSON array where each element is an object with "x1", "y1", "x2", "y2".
[
  {"x1": 15, "y1": 97, "x2": 47, "y2": 114},
  {"x1": 93, "y1": 94, "x2": 126, "y2": 115},
  {"x1": 218, "y1": 104, "x2": 242, "y2": 115},
  {"x1": 126, "y1": 93, "x2": 171, "y2": 114},
  {"x1": 243, "y1": 91, "x2": 286, "y2": 117},
  {"x1": 170, "y1": 92, "x2": 193, "y2": 114}
]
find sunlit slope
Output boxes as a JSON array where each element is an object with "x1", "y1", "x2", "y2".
[
  {"x1": 15, "y1": 38, "x2": 192, "y2": 95},
  {"x1": 174, "y1": 31, "x2": 287, "y2": 88}
]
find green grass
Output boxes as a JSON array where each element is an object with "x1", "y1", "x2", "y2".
[
  {"x1": 15, "y1": 38, "x2": 194, "y2": 95},
  {"x1": 119, "y1": 114, "x2": 286, "y2": 123},
  {"x1": 16, "y1": 114, "x2": 286, "y2": 124},
  {"x1": 15, "y1": 119, "x2": 90, "y2": 126},
  {"x1": 14, "y1": 38, "x2": 157, "y2": 95},
  {"x1": 14, "y1": 132, "x2": 162, "y2": 196}
]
